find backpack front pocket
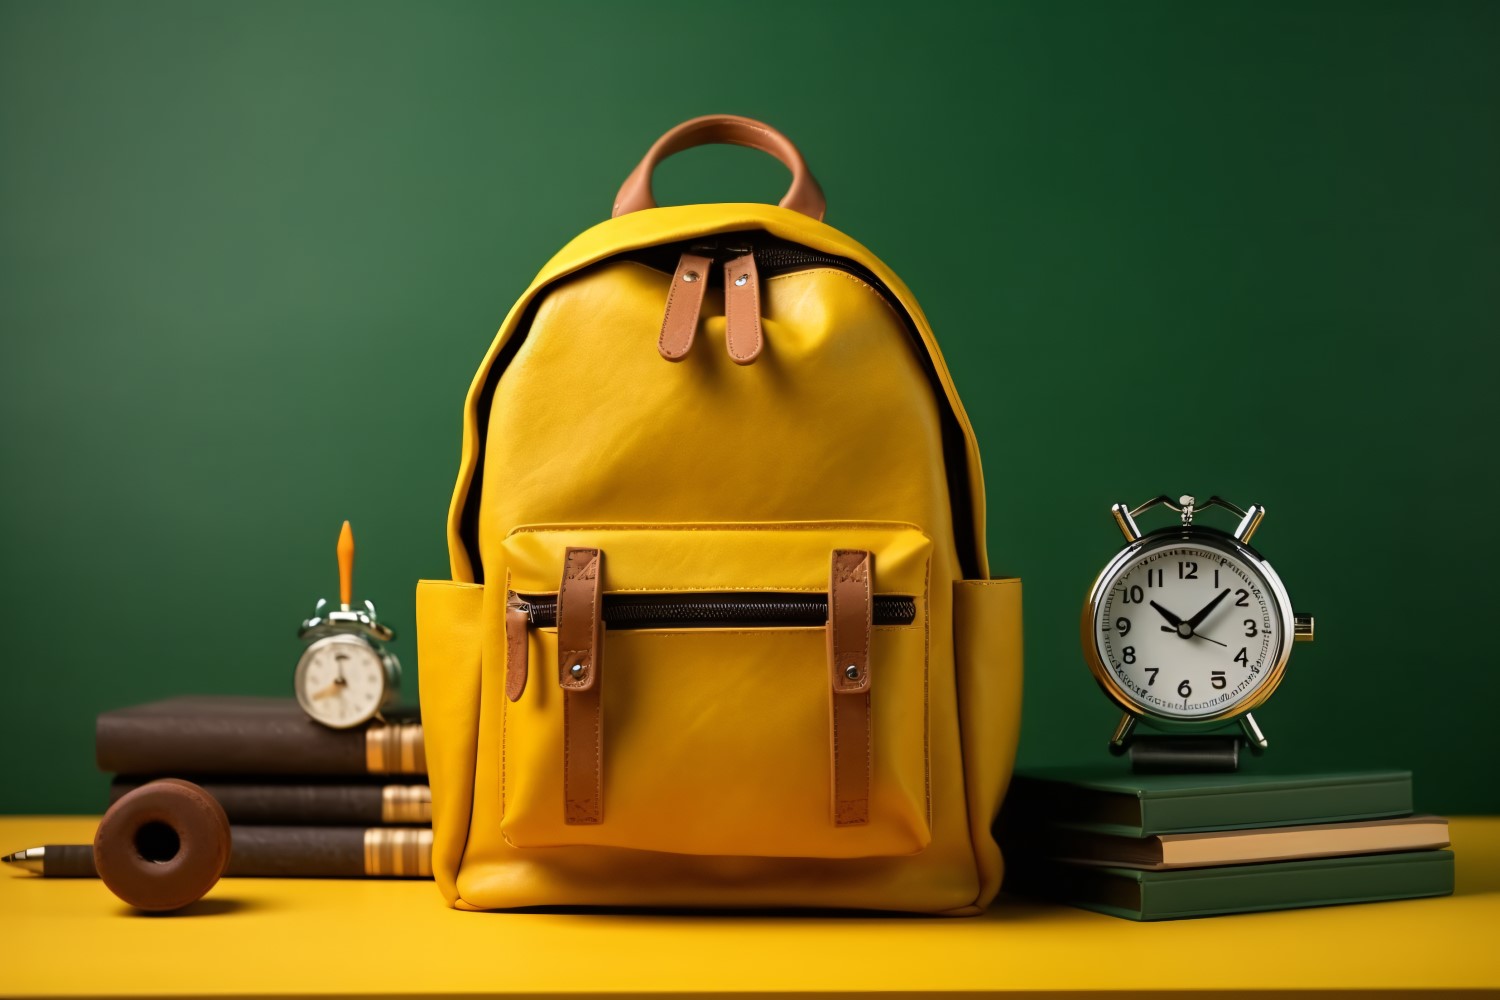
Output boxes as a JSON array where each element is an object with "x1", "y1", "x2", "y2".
[{"x1": 498, "y1": 522, "x2": 932, "y2": 859}]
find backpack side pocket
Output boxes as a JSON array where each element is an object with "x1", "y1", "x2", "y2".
[
  {"x1": 416, "y1": 579, "x2": 484, "y2": 904},
  {"x1": 953, "y1": 577, "x2": 1023, "y2": 912}
]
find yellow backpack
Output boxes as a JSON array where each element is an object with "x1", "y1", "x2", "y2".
[{"x1": 416, "y1": 115, "x2": 1022, "y2": 914}]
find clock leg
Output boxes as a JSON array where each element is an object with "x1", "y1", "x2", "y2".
[
  {"x1": 1240, "y1": 712, "x2": 1269, "y2": 754},
  {"x1": 1232, "y1": 504, "x2": 1265, "y2": 542},
  {"x1": 1110, "y1": 504, "x2": 1143, "y2": 542},
  {"x1": 1108, "y1": 713, "x2": 1136, "y2": 755}
]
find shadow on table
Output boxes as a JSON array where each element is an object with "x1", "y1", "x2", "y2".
[{"x1": 116, "y1": 896, "x2": 265, "y2": 918}]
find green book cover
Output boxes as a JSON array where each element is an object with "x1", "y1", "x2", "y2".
[
  {"x1": 1005, "y1": 849, "x2": 1454, "y2": 921},
  {"x1": 1005, "y1": 766, "x2": 1412, "y2": 837}
]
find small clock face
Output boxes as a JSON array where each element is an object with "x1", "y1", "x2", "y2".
[
  {"x1": 1089, "y1": 535, "x2": 1289, "y2": 721},
  {"x1": 295, "y1": 635, "x2": 388, "y2": 728}
]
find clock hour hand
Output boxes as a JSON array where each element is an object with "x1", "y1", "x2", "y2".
[
  {"x1": 1149, "y1": 600, "x2": 1183, "y2": 628},
  {"x1": 1185, "y1": 588, "x2": 1232, "y2": 630},
  {"x1": 311, "y1": 680, "x2": 344, "y2": 700}
]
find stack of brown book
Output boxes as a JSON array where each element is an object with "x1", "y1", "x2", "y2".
[{"x1": 97, "y1": 696, "x2": 431, "y2": 878}]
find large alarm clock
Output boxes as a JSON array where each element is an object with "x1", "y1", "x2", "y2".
[{"x1": 1081, "y1": 495, "x2": 1314, "y2": 768}]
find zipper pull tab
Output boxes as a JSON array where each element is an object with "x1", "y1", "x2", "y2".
[
  {"x1": 722, "y1": 250, "x2": 763, "y2": 365},
  {"x1": 505, "y1": 593, "x2": 530, "y2": 702},
  {"x1": 657, "y1": 250, "x2": 714, "y2": 362}
]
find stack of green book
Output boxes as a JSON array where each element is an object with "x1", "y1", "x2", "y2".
[{"x1": 999, "y1": 767, "x2": 1454, "y2": 921}]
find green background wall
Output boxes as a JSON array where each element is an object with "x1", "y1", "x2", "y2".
[{"x1": 2, "y1": 0, "x2": 1496, "y2": 814}]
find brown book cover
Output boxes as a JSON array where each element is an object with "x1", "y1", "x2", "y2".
[
  {"x1": 108, "y1": 778, "x2": 431, "y2": 825},
  {"x1": 96, "y1": 696, "x2": 424, "y2": 777}
]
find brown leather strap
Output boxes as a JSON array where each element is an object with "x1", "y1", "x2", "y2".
[
  {"x1": 658, "y1": 252, "x2": 713, "y2": 362},
  {"x1": 722, "y1": 252, "x2": 763, "y2": 365},
  {"x1": 827, "y1": 549, "x2": 872, "y2": 826},
  {"x1": 557, "y1": 548, "x2": 604, "y2": 824},
  {"x1": 612, "y1": 114, "x2": 827, "y2": 221},
  {"x1": 504, "y1": 596, "x2": 529, "y2": 702}
]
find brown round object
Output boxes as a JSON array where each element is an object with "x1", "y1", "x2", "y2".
[{"x1": 93, "y1": 778, "x2": 231, "y2": 912}]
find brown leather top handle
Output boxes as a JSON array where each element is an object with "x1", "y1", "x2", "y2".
[{"x1": 612, "y1": 114, "x2": 827, "y2": 221}]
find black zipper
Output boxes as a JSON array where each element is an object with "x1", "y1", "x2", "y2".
[
  {"x1": 514, "y1": 591, "x2": 916, "y2": 630},
  {"x1": 625, "y1": 231, "x2": 887, "y2": 289}
]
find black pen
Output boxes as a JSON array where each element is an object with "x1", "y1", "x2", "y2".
[
  {"x1": 3, "y1": 845, "x2": 96, "y2": 877},
  {"x1": 4, "y1": 826, "x2": 433, "y2": 878}
]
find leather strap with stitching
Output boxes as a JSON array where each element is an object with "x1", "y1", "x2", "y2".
[
  {"x1": 504, "y1": 596, "x2": 529, "y2": 702},
  {"x1": 557, "y1": 547, "x2": 604, "y2": 824},
  {"x1": 657, "y1": 252, "x2": 713, "y2": 362},
  {"x1": 612, "y1": 114, "x2": 827, "y2": 221},
  {"x1": 723, "y1": 251, "x2": 763, "y2": 364},
  {"x1": 828, "y1": 549, "x2": 873, "y2": 826}
]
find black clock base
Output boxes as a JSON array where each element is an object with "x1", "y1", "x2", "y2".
[{"x1": 1126, "y1": 735, "x2": 1241, "y2": 773}]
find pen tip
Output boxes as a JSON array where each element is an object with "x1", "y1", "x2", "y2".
[{"x1": 3, "y1": 847, "x2": 45, "y2": 874}]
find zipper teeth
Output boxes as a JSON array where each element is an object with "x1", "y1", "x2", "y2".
[
  {"x1": 519, "y1": 594, "x2": 915, "y2": 628},
  {"x1": 627, "y1": 235, "x2": 882, "y2": 287},
  {"x1": 752, "y1": 246, "x2": 866, "y2": 277}
]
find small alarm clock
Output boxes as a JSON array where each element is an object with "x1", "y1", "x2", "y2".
[
  {"x1": 1080, "y1": 495, "x2": 1314, "y2": 770},
  {"x1": 295, "y1": 521, "x2": 401, "y2": 729}
]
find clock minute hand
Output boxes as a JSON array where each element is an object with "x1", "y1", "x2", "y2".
[{"x1": 1185, "y1": 588, "x2": 1232, "y2": 630}]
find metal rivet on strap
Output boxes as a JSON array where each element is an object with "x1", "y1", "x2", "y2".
[
  {"x1": 845, "y1": 664, "x2": 859, "y2": 680},
  {"x1": 570, "y1": 663, "x2": 585, "y2": 678},
  {"x1": 682, "y1": 271, "x2": 700, "y2": 283},
  {"x1": 734, "y1": 274, "x2": 749, "y2": 287}
]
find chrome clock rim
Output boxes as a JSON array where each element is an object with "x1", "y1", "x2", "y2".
[{"x1": 1080, "y1": 524, "x2": 1295, "y2": 724}]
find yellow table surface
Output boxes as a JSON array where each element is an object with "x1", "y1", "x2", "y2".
[{"x1": 2, "y1": 815, "x2": 1497, "y2": 998}]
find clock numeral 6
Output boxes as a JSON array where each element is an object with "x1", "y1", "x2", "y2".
[
  {"x1": 1177, "y1": 679, "x2": 1192, "y2": 698},
  {"x1": 1115, "y1": 617, "x2": 1131, "y2": 636},
  {"x1": 1211, "y1": 670, "x2": 1227, "y2": 689}
]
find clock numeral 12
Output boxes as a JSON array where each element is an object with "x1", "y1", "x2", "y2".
[{"x1": 1179, "y1": 561, "x2": 1198, "y2": 580}]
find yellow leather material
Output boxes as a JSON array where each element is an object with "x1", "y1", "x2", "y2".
[
  {"x1": 954, "y1": 578, "x2": 1025, "y2": 910},
  {"x1": 442, "y1": 203, "x2": 988, "y2": 585},
  {"x1": 418, "y1": 191, "x2": 1019, "y2": 912},
  {"x1": 413, "y1": 579, "x2": 483, "y2": 904},
  {"x1": 500, "y1": 523, "x2": 932, "y2": 858}
]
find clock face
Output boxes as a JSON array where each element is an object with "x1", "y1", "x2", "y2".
[
  {"x1": 294, "y1": 635, "x2": 388, "y2": 728},
  {"x1": 1089, "y1": 536, "x2": 1289, "y2": 721}
]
